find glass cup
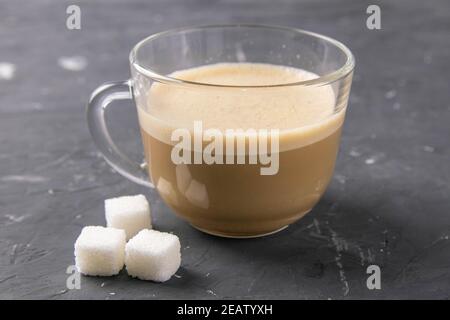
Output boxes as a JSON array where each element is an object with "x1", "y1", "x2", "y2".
[{"x1": 87, "y1": 24, "x2": 354, "y2": 238}]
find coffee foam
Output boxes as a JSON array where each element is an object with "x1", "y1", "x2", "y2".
[{"x1": 137, "y1": 63, "x2": 345, "y2": 152}]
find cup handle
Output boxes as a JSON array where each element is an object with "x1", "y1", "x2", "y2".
[{"x1": 86, "y1": 80, "x2": 154, "y2": 188}]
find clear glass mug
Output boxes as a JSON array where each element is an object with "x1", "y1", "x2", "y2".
[{"x1": 87, "y1": 25, "x2": 354, "y2": 238}]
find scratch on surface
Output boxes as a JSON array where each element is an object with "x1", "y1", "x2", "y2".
[
  {"x1": 335, "y1": 256, "x2": 350, "y2": 296},
  {"x1": 192, "y1": 246, "x2": 211, "y2": 267},
  {"x1": 366, "y1": 248, "x2": 375, "y2": 263},
  {"x1": 247, "y1": 269, "x2": 266, "y2": 294},
  {"x1": 0, "y1": 274, "x2": 16, "y2": 284},
  {"x1": 313, "y1": 218, "x2": 321, "y2": 234},
  {"x1": 206, "y1": 289, "x2": 217, "y2": 297},
  {"x1": 328, "y1": 225, "x2": 350, "y2": 296},
  {"x1": 358, "y1": 248, "x2": 376, "y2": 266},
  {"x1": 9, "y1": 243, "x2": 52, "y2": 265},
  {"x1": 394, "y1": 234, "x2": 449, "y2": 282},
  {"x1": 9, "y1": 244, "x2": 18, "y2": 264},
  {"x1": 45, "y1": 180, "x2": 123, "y2": 195},
  {"x1": 35, "y1": 152, "x2": 75, "y2": 171},
  {"x1": 4, "y1": 214, "x2": 30, "y2": 224},
  {"x1": 308, "y1": 232, "x2": 329, "y2": 241},
  {"x1": 358, "y1": 248, "x2": 366, "y2": 266},
  {"x1": 1, "y1": 175, "x2": 48, "y2": 183},
  {"x1": 329, "y1": 227, "x2": 349, "y2": 252},
  {"x1": 19, "y1": 287, "x2": 53, "y2": 299},
  {"x1": 247, "y1": 277, "x2": 257, "y2": 293},
  {"x1": 49, "y1": 289, "x2": 68, "y2": 298}
]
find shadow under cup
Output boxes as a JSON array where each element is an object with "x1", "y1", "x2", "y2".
[{"x1": 87, "y1": 25, "x2": 354, "y2": 238}]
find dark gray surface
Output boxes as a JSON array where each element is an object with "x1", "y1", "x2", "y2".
[{"x1": 1, "y1": 0, "x2": 449, "y2": 299}]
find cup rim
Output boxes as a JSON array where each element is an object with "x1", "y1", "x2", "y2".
[{"x1": 130, "y1": 24, "x2": 355, "y2": 88}]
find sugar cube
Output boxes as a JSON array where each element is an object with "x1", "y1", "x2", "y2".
[
  {"x1": 74, "y1": 226, "x2": 126, "y2": 276},
  {"x1": 105, "y1": 194, "x2": 151, "y2": 240},
  {"x1": 125, "y1": 229, "x2": 181, "y2": 282}
]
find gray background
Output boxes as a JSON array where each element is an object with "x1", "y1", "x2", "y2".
[{"x1": 0, "y1": 0, "x2": 449, "y2": 299}]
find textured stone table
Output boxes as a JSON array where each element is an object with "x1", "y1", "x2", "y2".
[{"x1": 0, "y1": 0, "x2": 449, "y2": 299}]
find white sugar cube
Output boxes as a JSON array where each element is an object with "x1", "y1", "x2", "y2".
[
  {"x1": 74, "y1": 226, "x2": 126, "y2": 276},
  {"x1": 105, "y1": 194, "x2": 151, "y2": 240},
  {"x1": 125, "y1": 229, "x2": 181, "y2": 282}
]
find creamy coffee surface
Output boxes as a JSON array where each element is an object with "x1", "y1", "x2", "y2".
[
  {"x1": 136, "y1": 63, "x2": 347, "y2": 236},
  {"x1": 138, "y1": 63, "x2": 344, "y2": 151}
]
